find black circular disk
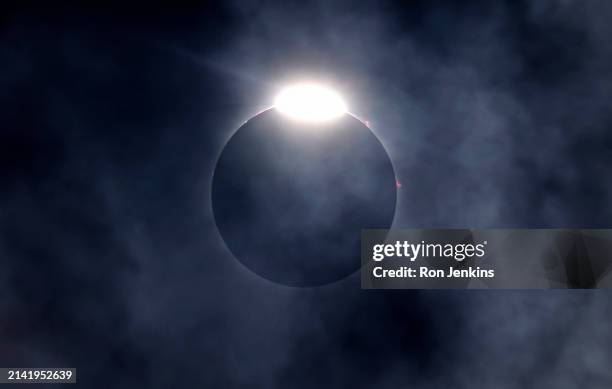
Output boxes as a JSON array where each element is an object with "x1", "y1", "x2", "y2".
[{"x1": 212, "y1": 109, "x2": 396, "y2": 286}]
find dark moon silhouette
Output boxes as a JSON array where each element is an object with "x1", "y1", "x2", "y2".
[{"x1": 212, "y1": 109, "x2": 396, "y2": 286}]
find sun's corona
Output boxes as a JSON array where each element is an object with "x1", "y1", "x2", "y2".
[{"x1": 274, "y1": 83, "x2": 347, "y2": 123}]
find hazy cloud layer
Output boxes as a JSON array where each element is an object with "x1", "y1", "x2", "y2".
[{"x1": 1, "y1": 1, "x2": 611, "y2": 388}]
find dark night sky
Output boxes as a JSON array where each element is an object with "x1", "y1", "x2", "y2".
[{"x1": 1, "y1": 1, "x2": 612, "y2": 388}]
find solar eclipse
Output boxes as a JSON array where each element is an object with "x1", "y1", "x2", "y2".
[{"x1": 212, "y1": 84, "x2": 396, "y2": 286}]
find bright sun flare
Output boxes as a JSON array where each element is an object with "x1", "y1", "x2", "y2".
[{"x1": 274, "y1": 83, "x2": 348, "y2": 123}]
